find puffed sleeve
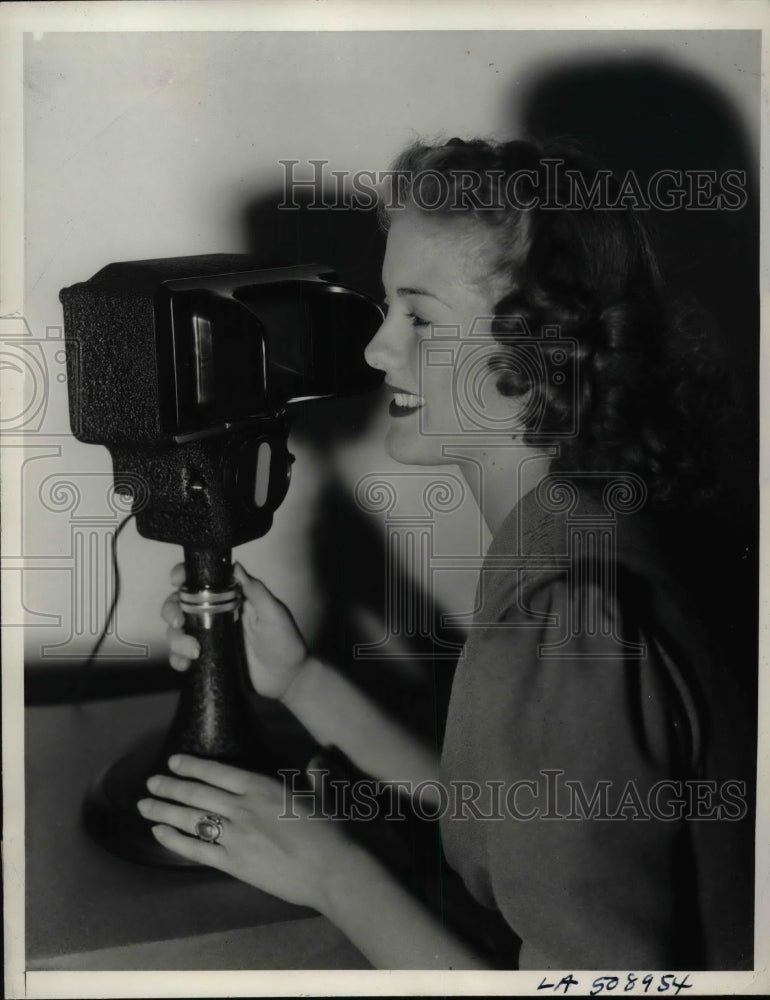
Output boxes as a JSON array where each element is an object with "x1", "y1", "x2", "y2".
[{"x1": 477, "y1": 572, "x2": 697, "y2": 970}]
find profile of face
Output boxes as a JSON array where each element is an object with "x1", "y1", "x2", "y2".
[{"x1": 364, "y1": 211, "x2": 523, "y2": 466}]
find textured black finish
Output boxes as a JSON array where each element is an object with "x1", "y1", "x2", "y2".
[
  {"x1": 184, "y1": 546, "x2": 232, "y2": 589},
  {"x1": 160, "y1": 546, "x2": 275, "y2": 767},
  {"x1": 60, "y1": 254, "x2": 382, "y2": 865},
  {"x1": 60, "y1": 255, "x2": 260, "y2": 446},
  {"x1": 162, "y1": 604, "x2": 271, "y2": 765},
  {"x1": 82, "y1": 730, "x2": 197, "y2": 868},
  {"x1": 110, "y1": 423, "x2": 292, "y2": 547},
  {"x1": 60, "y1": 253, "x2": 381, "y2": 549},
  {"x1": 82, "y1": 573, "x2": 277, "y2": 865},
  {"x1": 60, "y1": 254, "x2": 299, "y2": 548}
]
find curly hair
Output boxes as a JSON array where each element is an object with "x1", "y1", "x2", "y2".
[{"x1": 379, "y1": 136, "x2": 728, "y2": 510}]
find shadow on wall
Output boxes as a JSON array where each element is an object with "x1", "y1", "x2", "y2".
[
  {"x1": 515, "y1": 56, "x2": 759, "y2": 702},
  {"x1": 517, "y1": 55, "x2": 758, "y2": 493},
  {"x1": 240, "y1": 194, "x2": 463, "y2": 743}
]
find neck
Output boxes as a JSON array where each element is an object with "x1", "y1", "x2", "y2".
[{"x1": 448, "y1": 443, "x2": 553, "y2": 537}]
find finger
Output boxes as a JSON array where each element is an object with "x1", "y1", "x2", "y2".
[
  {"x1": 137, "y1": 797, "x2": 229, "y2": 840},
  {"x1": 170, "y1": 563, "x2": 186, "y2": 588},
  {"x1": 151, "y1": 824, "x2": 223, "y2": 869},
  {"x1": 305, "y1": 755, "x2": 329, "y2": 800},
  {"x1": 168, "y1": 753, "x2": 265, "y2": 795},
  {"x1": 168, "y1": 652, "x2": 190, "y2": 672},
  {"x1": 165, "y1": 625, "x2": 200, "y2": 659},
  {"x1": 146, "y1": 773, "x2": 238, "y2": 815},
  {"x1": 233, "y1": 563, "x2": 277, "y2": 611},
  {"x1": 161, "y1": 593, "x2": 183, "y2": 627}
]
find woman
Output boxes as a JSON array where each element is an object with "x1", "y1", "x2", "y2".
[{"x1": 139, "y1": 138, "x2": 754, "y2": 970}]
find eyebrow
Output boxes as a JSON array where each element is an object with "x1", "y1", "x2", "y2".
[{"x1": 395, "y1": 287, "x2": 450, "y2": 308}]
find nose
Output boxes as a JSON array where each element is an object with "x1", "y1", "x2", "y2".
[{"x1": 364, "y1": 313, "x2": 406, "y2": 374}]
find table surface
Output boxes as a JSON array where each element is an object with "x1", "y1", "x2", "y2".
[{"x1": 25, "y1": 690, "x2": 370, "y2": 971}]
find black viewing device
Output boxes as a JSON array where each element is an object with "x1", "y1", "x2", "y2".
[{"x1": 60, "y1": 254, "x2": 383, "y2": 865}]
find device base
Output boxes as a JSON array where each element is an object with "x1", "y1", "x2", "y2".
[
  {"x1": 83, "y1": 730, "x2": 201, "y2": 868},
  {"x1": 83, "y1": 717, "x2": 283, "y2": 868}
]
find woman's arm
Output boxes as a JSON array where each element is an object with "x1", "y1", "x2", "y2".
[
  {"x1": 320, "y1": 838, "x2": 490, "y2": 969},
  {"x1": 281, "y1": 655, "x2": 440, "y2": 790},
  {"x1": 449, "y1": 573, "x2": 690, "y2": 969},
  {"x1": 140, "y1": 754, "x2": 488, "y2": 970},
  {"x1": 164, "y1": 562, "x2": 441, "y2": 792}
]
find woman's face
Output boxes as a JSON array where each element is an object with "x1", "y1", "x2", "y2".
[{"x1": 365, "y1": 211, "x2": 519, "y2": 465}]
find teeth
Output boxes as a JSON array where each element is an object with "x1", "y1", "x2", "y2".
[{"x1": 394, "y1": 392, "x2": 426, "y2": 409}]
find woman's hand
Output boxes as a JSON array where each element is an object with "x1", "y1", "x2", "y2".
[
  {"x1": 161, "y1": 562, "x2": 308, "y2": 701},
  {"x1": 138, "y1": 757, "x2": 490, "y2": 970},
  {"x1": 137, "y1": 754, "x2": 352, "y2": 912}
]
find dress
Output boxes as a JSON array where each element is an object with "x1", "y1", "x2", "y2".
[{"x1": 439, "y1": 483, "x2": 754, "y2": 970}]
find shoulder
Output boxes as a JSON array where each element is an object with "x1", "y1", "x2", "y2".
[
  {"x1": 484, "y1": 480, "x2": 671, "y2": 610},
  {"x1": 464, "y1": 564, "x2": 705, "y2": 775}
]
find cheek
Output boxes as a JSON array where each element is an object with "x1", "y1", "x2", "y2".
[
  {"x1": 419, "y1": 368, "x2": 463, "y2": 435},
  {"x1": 423, "y1": 344, "x2": 519, "y2": 436}
]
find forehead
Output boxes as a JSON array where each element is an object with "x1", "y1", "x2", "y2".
[{"x1": 381, "y1": 212, "x2": 491, "y2": 302}]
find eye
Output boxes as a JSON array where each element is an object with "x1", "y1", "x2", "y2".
[{"x1": 380, "y1": 299, "x2": 430, "y2": 329}]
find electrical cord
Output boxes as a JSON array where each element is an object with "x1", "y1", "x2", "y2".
[{"x1": 73, "y1": 512, "x2": 135, "y2": 704}]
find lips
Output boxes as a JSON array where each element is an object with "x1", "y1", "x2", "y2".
[
  {"x1": 386, "y1": 384, "x2": 426, "y2": 408},
  {"x1": 385, "y1": 383, "x2": 426, "y2": 418},
  {"x1": 392, "y1": 391, "x2": 425, "y2": 408}
]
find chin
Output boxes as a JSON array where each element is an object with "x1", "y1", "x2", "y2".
[{"x1": 384, "y1": 425, "x2": 452, "y2": 467}]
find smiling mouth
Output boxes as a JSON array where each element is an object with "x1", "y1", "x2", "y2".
[
  {"x1": 385, "y1": 383, "x2": 425, "y2": 404},
  {"x1": 386, "y1": 383, "x2": 425, "y2": 417},
  {"x1": 388, "y1": 389, "x2": 426, "y2": 418},
  {"x1": 392, "y1": 391, "x2": 425, "y2": 409}
]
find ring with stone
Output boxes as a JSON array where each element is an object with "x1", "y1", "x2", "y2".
[{"x1": 194, "y1": 812, "x2": 225, "y2": 844}]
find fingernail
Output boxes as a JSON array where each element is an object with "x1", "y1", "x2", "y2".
[
  {"x1": 147, "y1": 775, "x2": 161, "y2": 791},
  {"x1": 151, "y1": 825, "x2": 165, "y2": 838},
  {"x1": 168, "y1": 754, "x2": 181, "y2": 770},
  {"x1": 137, "y1": 799, "x2": 150, "y2": 812}
]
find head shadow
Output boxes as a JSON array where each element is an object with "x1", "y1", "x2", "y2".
[
  {"x1": 510, "y1": 54, "x2": 759, "y2": 693},
  {"x1": 239, "y1": 187, "x2": 461, "y2": 735}
]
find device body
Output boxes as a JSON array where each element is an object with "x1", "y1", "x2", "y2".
[{"x1": 60, "y1": 255, "x2": 383, "y2": 864}]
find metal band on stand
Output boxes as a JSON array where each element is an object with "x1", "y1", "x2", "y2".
[{"x1": 178, "y1": 584, "x2": 242, "y2": 628}]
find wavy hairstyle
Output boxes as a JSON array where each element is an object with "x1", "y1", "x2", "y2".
[{"x1": 378, "y1": 136, "x2": 727, "y2": 510}]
